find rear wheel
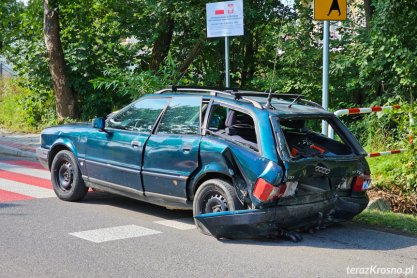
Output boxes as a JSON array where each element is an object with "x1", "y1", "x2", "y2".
[
  {"x1": 193, "y1": 179, "x2": 243, "y2": 235},
  {"x1": 51, "y1": 150, "x2": 88, "y2": 202}
]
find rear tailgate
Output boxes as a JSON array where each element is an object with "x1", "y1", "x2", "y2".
[{"x1": 272, "y1": 115, "x2": 370, "y2": 202}]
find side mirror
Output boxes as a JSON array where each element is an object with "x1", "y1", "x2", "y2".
[{"x1": 92, "y1": 117, "x2": 105, "y2": 130}]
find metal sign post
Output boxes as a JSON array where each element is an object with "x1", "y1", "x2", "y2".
[
  {"x1": 322, "y1": 21, "x2": 330, "y2": 135},
  {"x1": 225, "y1": 36, "x2": 230, "y2": 87},
  {"x1": 314, "y1": 0, "x2": 347, "y2": 135},
  {"x1": 206, "y1": 0, "x2": 244, "y2": 88}
]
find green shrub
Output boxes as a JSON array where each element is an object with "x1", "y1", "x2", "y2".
[
  {"x1": 0, "y1": 78, "x2": 57, "y2": 132},
  {"x1": 355, "y1": 101, "x2": 417, "y2": 193}
]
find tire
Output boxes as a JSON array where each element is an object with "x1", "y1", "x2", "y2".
[
  {"x1": 50, "y1": 150, "x2": 88, "y2": 202},
  {"x1": 193, "y1": 179, "x2": 243, "y2": 235}
]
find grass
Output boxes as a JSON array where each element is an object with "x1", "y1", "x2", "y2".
[
  {"x1": 354, "y1": 209, "x2": 417, "y2": 236},
  {"x1": 366, "y1": 152, "x2": 405, "y2": 181}
]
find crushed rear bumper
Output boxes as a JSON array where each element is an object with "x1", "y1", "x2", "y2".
[{"x1": 194, "y1": 196, "x2": 368, "y2": 239}]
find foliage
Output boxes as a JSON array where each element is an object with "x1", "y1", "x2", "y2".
[
  {"x1": 0, "y1": 78, "x2": 57, "y2": 132},
  {"x1": 249, "y1": 2, "x2": 322, "y2": 102},
  {"x1": 361, "y1": 101, "x2": 417, "y2": 193},
  {"x1": 330, "y1": 0, "x2": 417, "y2": 103},
  {"x1": 91, "y1": 52, "x2": 179, "y2": 101},
  {"x1": 0, "y1": 0, "x2": 24, "y2": 50}
]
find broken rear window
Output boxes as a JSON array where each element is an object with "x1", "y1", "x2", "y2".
[{"x1": 278, "y1": 117, "x2": 353, "y2": 159}]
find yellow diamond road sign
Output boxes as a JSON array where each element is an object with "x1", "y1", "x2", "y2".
[{"x1": 314, "y1": 0, "x2": 347, "y2": 21}]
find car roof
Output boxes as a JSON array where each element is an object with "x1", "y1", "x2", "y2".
[{"x1": 147, "y1": 87, "x2": 333, "y2": 117}]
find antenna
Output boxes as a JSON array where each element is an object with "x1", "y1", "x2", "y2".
[
  {"x1": 288, "y1": 95, "x2": 302, "y2": 108},
  {"x1": 268, "y1": 1, "x2": 291, "y2": 90},
  {"x1": 264, "y1": 88, "x2": 274, "y2": 109}
]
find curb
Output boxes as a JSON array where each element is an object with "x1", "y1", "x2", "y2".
[{"x1": 0, "y1": 144, "x2": 37, "y2": 159}]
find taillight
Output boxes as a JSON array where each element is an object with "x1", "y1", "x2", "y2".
[
  {"x1": 352, "y1": 175, "x2": 371, "y2": 192},
  {"x1": 253, "y1": 178, "x2": 286, "y2": 202}
]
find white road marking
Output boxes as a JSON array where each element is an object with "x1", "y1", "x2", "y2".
[
  {"x1": 0, "y1": 162, "x2": 50, "y2": 180},
  {"x1": 0, "y1": 178, "x2": 55, "y2": 198},
  {"x1": 69, "y1": 225, "x2": 162, "y2": 243},
  {"x1": 154, "y1": 218, "x2": 196, "y2": 230}
]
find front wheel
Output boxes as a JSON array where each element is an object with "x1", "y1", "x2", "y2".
[
  {"x1": 193, "y1": 179, "x2": 243, "y2": 235},
  {"x1": 51, "y1": 150, "x2": 88, "y2": 202}
]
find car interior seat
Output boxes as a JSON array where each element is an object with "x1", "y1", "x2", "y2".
[{"x1": 224, "y1": 110, "x2": 258, "y2": 148}]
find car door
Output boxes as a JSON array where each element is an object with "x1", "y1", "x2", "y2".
[
  {"x1": 85, "y1": 97, "x2": 169, "y2": 191},
  {"x1": 142, "y1": 96, "x2": 202, "y2": 199}
]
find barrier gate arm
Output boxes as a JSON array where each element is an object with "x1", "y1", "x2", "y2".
[
  {"x1": 328, "y1": 105, "x2": 405, "y2": 158},
  {"x1": 328, "y1": 105, "x2": 401, "y2": 139},
  {"x1": 367, "y1": 149, "x2": 407, "y2": 157}
]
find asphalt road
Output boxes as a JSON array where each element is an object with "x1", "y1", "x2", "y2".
[{"x1": 0, "y1": 155, "x2": 416, "y2": 278}]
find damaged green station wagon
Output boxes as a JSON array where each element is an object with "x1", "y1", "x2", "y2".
[{"x1": 37, "y1": 86, "x2": 371, "y2": 240}]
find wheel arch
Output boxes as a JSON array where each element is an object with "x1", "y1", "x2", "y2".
[
  {"x1": 48, "y1": 141, "x2": 77, "y2": 170},
  {"x1": 190, "y1": 171, "x2": 233, "y2": 201}
]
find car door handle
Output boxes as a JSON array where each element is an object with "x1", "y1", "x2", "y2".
[
  {"x1": 131, "y1": 140, "x2": 141, "y2": 148},
  {"x1": 182, "y1": 146, "x2": 192, "y2": 153}
]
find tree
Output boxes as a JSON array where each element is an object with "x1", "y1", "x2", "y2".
[
  {"x1": 1, "y1": 1, "x2": 20, "y2": 49},
  {"x1": 43, "y1": 0, "x2": 77, "y2": 119},
  {"x1": 363, "y1": 0, "x2": 373, "y2": 30}
]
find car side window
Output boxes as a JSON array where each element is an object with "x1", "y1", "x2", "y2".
[
  {"x1": 157, "y1": 97, "x2": 201, "y2": 135},
  {"x1": 107, "y1": 98, "x2": 169, "y2": 133},
  {"x1": 208, "y1": 104, "x2": 258, "y2": 151}
]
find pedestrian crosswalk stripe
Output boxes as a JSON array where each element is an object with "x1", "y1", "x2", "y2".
[
  {"x1": 3, "y1": 160, "x2": 46, "y2": 170},
  {"x1": 0, "y1": 178, "x2": 55, "y2": 199},
  {"x1": 0, "y1": 161, "x2": 50, "y2": 180},
  {"x1": 154, "y1": 218, "x2": 196, "y2": 230},
  {"x1": 69, "y1": 225, "x2": 162, "y2": 243},
  {"x1": 0, "y1": 169, "x2": 52, "y2": 189},
  {"x1": 0, "y1": 188, "x2": 33, "y2": 202}
]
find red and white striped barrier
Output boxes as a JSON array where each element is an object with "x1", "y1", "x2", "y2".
[
  {"x1": 328, "y1": 105, "x2": 407, "y2": 158},
  {"x1": 333, "y1": 105, "x2": 401, "y2": 117},
  {"x1": 367, "y1": 149, "x2": 407, "y2": 157},
  {"x1": 328, "y1": 105, "x2": 401, "y2": 139}
]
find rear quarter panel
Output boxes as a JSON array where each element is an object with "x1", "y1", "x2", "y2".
[{"x1": 190, "y1": 135, "x2": 282, "y2": 206}]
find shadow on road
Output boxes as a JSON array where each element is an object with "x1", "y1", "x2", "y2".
[
  {"x1": 0, "y1": 202, "x2": 21, "y2": 209},
  {"x1": 81, "y1": 191, "x2": 192, "y2": 219}
]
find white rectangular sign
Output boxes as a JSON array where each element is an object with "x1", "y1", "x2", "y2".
[{"x1": 206, "y1": 0, "x2": 244, "y2": 38}]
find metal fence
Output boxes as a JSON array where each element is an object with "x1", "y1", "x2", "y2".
[{"x1": 0, "y1": 62, "x2": 15, "y2": 77}]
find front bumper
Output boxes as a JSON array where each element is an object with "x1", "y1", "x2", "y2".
[
  {"x1": 194, "y1": 196, "x2": 368, "y2": 239},
  {"x1": 36, "y1": 147, "x2": 49, "y2": 169}
]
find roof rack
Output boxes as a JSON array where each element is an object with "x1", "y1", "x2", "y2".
[{"x1": 154, "y1": 86, "x2": 323, "y2": 110}]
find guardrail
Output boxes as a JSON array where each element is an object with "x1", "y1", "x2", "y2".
[{"x1": 328, "y1": 105, "x2": 407, "y2": 158}]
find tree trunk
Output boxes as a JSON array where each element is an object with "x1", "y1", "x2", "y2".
[
  {"x1": 150, "y1": 17, "x2": 175, "y2": 71},
  {"x1": 364, "y1": 0, "x2": 373, "y2": 30},
  {"x1": 241, "y1": 31, "x2": 255, "y2": 87},
  {"x1": 43, "y1": 0, "x2": 77, "y2": 120},
  {"x1": 178, "y1": 38, "x2": 205, "y2": 74}
]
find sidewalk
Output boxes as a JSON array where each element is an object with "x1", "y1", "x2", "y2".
[{"x1": 0, "y1": 129, "x2": 39, "y2": 159}]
